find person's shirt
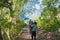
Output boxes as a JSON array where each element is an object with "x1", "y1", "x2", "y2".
[{"x1": 31, "y1": 24, "x2": 37, "y2": 32}]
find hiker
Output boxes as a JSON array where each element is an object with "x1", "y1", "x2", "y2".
[
  {"x1": 29, "y1": 19, "x2": 33, "y2": 33},
  {"x1": 29, "y1": 20, "x2": 37, "y2": 40}
]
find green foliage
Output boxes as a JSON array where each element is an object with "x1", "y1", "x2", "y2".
[
  {"x1": 39, "y1": 0, "x2": 60, "y2": 32},
  {"x1": 0, "y1": 0, "x2": 28, "y2": 40},
  {"x1": 42, "y1": 0, "x2": 59, "y2": 6},
  {"x1": 0, "y1": 0, "x2": 2, "y2": 2},
  {"x1": 41, "y1": 7, "x2": 57, "y2": 16},
  {"x1": 2, "y1": 31, "x2": 9, "y2": 40}
]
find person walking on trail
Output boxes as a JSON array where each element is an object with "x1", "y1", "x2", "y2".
[
  {"x1": 29, "y1": 19, "x2": 33, "y2": 33},
  {"x1": 29, "y1": 20, "x2": 37, "y2": 40}
]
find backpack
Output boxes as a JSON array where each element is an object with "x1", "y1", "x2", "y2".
[{"x1": 31, "y1": 24, "x2": 37, "y2": 32}]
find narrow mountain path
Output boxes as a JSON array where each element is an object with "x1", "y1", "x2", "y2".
[
  {"x1": 16, "y1": 26, "x2": 60, "y2": 40},
  {"x1": 18, "y1": 27, "x2": 39, "y2": 40}
]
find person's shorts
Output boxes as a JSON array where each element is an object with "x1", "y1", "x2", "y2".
[{"x1": 31, "y1": 31, "x2": 36, "y2": 37}]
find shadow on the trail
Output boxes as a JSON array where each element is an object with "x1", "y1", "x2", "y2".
[
  {"x1": 16, "y1": 37, "x2": 31, "y2": 40},
  {"x1": 15, "y1": 36, "x2": 39, "y2": 40}
]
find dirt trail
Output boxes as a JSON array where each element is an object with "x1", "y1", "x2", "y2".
[
  {"x1": 17, "y1": 27, "x2": 60, "y2": 40},
  {"x1": 18, "y1": 27, "x2": 39, "y2": 40}
]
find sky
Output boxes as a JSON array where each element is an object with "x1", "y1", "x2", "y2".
[{"x1": 21, "y1": 0, "x2": 42, "y2": 21}]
